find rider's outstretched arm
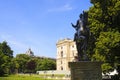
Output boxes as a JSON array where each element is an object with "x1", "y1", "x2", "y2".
[{"x1": 71, "y1": 20, "x2": 79, "y2": 28}]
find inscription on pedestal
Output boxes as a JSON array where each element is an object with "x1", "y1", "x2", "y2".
[
  {"x1": 69, "y1": 62, "x2": 102, "y2": 80},
  {"x1": 74, "y1": 69, "x2": 100, "y2": 80}
]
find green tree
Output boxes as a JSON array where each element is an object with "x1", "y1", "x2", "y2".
[
  {"x1": 15, "y1": 54, "x2": 31, "y2": 73},
  {"x1": 0, "y1": 41, "x2": 13, "y2": 76},
  {"x1": 26, "y1": 59, "x2": 36, "y2": 73},
  {"x1": 10, "y1": 58, "x2": 19, "y2": 74},
  {"x1": 37, "y1": 58, "x2": 56, "y2": 70},
  {"x1": 35, "y1": 57, "x2": 42, "y2": 71},
  {"x1": 0, "y1": 41, "x2": 13, "y2": 58},
  {"x1": 88, "y1": 0, "x2": 120, "y2": 77},
  {"x1": 14, "y1": 55, "x2": 56, "y2": 73}
]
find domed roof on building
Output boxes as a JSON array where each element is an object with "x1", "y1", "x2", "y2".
[{"x1": 25, "y1": 48, "x2": 34, "y2": 56}]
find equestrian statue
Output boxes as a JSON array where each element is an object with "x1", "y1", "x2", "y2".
[{"x1": 71, "y1": 11, "x2": 90, "y2": 61}]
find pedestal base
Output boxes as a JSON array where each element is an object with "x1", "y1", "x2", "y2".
[{"x1": 69, "y1": 61, "x2": 102, "y2": 80}]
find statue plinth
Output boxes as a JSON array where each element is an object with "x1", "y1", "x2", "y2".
[{"x1": 69, "y1": 61, "x2": 102, "y2": 80}]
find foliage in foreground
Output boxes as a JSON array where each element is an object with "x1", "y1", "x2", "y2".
[
  {"x1": 88, "y1": 0, "x2": 120, "y2": 78},
  {"x1": 0, "y1": 41, "x2": 13, "y2": 76},
  {"x1": 0, "y1": 74, "x2": 52, "y2": 80},
  {"x1": 0, "y1": 41, "x2": 56, "y2": 76}
]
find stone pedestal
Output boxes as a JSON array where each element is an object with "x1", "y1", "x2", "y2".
[{"x1": 69, "y1": 61, "x2": 102, "y2": 80}]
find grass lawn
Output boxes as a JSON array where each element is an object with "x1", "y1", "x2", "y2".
[{"x1": 0, "y1": 74, "x2": 53, "y2": 80}]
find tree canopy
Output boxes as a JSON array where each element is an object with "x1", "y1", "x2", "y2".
[
  {"x1": 0, "y1": 41, "x2": 13, "y2": 76},
  {"x1": 88, "y1": 0, "x2": 120, "y2": 77},
  {"x1": 0, "y1": 41, "x2": 56, "y2": 76}
]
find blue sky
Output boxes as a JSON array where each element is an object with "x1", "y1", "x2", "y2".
[{"x1": 0, "y1": 0, "x2": 92, "y2": 58}]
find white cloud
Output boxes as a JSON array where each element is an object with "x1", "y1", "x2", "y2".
[
  {"x1": 0, "y1": 34, "x2": 12, "y2": 40},
  {"x1": 48, "y1": 4, "x2": 73, "y2": 12},
  {"x1": 0, "y1": 34, "x2": 28, "y2": 51},
  {"x1": 9, "y1": 40, "x2": 27, "y2": 49}
]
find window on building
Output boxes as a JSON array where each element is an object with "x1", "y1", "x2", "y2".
[
  {"x1": 61, "y1": 61, "x2": 62, "y2": 64},
  {"x1": 61, "y1": 46, "x2": 63, "y2": 49},
  {"x1": 61, "y1": 66, "x2": 63, "y2": 70},
  {"x1": 61, "y1": 51, "x2": 63, "y2": 57},
  {"x1": 72, "y1": 51, "x2": 74, "y2": 56},
  {"x1": 72, "y1": 45, "x2": 74, "y2": 48}
]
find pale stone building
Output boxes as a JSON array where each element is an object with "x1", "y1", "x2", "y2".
[
  {"x1": 25, "y1": 48, "x2": 34, "y2": 57},
  {"x1": 56, "y1": 38, "x2": 77, "y2": 71}
]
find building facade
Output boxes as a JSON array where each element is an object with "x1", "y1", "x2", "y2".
[
  {"x1": 25, "y1": 48, "x2": 34, "y2": 57},
  {"x1": 56, "y1": 38, "x2": 77, "y2": 71}
]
